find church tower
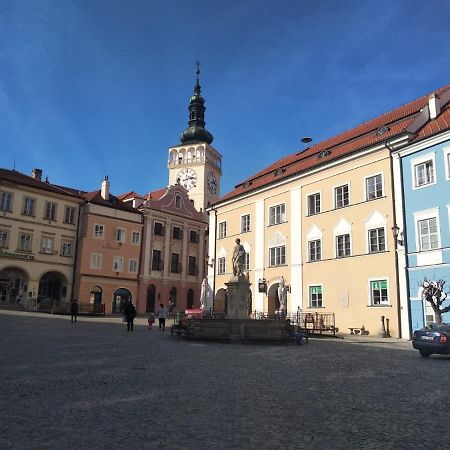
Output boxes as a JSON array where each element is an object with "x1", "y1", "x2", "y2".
[{"x1": 168, "y1": 65, "x2": 222, "y2": 212}]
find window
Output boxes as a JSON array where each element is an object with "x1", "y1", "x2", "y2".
[
  {"x1": 154, "y1": 222, "x2": 165, "y2": 236},
  {"x1": 418, "y1": 217, "x2": 439, "y2": 251},
  {"x1": 335, "y1": 185, "x2": 349, "y2": 208},
  {"x1": 132, "y1": 231, "x2": 140, "y2": 245},
  {"x1": 152, "y1": 250, "x2": 162, "y2": 271},
  {"x1": 309, "y1": 286, "x2": 323, "y2": 308},
  {"x1": 336, "y1": 234, "x2": 351, "y2": 258},
  {"x1": 241, "y1": 214, "x2": 251, "y2": 233},
  {"x1": 370, "y1": 280, "x2": 389, "y2": 305},
  {"x1": 0, "y1": 191, "x2": 12, "y2": 211},
  {"x1": 218, "y1": 257, "x2": 226, "y2": 275},
  {"x1": 172, "y1": 226, "x2": 183, "y2": 240},
  {"x1": 269, "y1": 204, "x2": 286, "y2": 225},
  {"x1": 189, "y1": 230, "x2": 199, "y2": 243},
  {"x1": 175, "y1": 194, "x2": 181, "y2": 208},
  {"x1": 61, "y1": 240, "x2": 73, "y2": 257},
  {"x1": 41, "y1": 237, "x2": 54, "y2": 254},
  {"x1": 90, "y1": 253, "x2": 102, "y2": 269},
  {"x1": 366, "y1": 174, "x2": 383, "y2": 200},
  {"x1": 129, "y1": 259, "x2": 138, "y2": 273},
  {"x1": 243, "y1": 252, "x2": 250, "y2": 272},
  {"x1": 116, "y1": 228, "x2": 126, "y2": 243},
  {"x1": 94, "y1": 224, "x2": 104, "y2": 239},
  {"x1": 307, "y1": 193, "x2": 321, "y2": 215},
  {"x1": 170, "y1": 253, "x2": 181, "y2": 273},
  {"x1": 64, "y1": 206, "x2": 75, "y2": 224},
  {"x1": 44, "y1": 202, "x2": 57, "y2": 221},
  {"x1": 414, "y1": 160, "x2": 434, "y2": 188},
  {"x1": 22, "y1": 197, "x2": 35, "y2": 216},
  {"x1": 308, "y1": 240, "x2": 321, "y2": 261},
  {"x1": 0, "y1": 230, "x2": 8, "y2": 248},
  {"x1": 18, "y1": 233, "x2": 32, "y2": 252},
  {"x1": 113, "y1": 256, "x2": 123, "y2": 273},
  {"x1": 218, "y1": 221, "x2": 227, "y2": 239},
  {"x1": 446, "y1": 149, "x2": 450, "y2": 180},
  {"x1": 269, "y1": 246, "x2": 286, "y2": 266},
  {"x1": 188, "y1": 256, "x2": 197, "y2": 275},
  {"x1": 368, "y1": 228, "x2": 385, "y2": 253}
]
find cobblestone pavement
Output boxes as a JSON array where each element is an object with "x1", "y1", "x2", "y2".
[{"x1": 0, "y1": 311, "x2": 449, "y2": 450}]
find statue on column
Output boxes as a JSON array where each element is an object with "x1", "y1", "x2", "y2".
[
  {"x1": 278, "y1": 276, "x2": 287, "y2": 313},
  {"x1": 232, "y1": 238, "x2": 246, "y2": 277}
]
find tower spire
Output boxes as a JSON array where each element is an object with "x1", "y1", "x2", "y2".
[{"x1": 180, "y1": 62, "x2": 214, "y2": 145}]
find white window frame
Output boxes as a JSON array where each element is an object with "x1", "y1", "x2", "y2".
[
  {"x1": 413, "y1": 208, "x2": 441, "y2": 252},
  {"x1": 218, "y1": 221, "x2": 227, "y2": 239},
  {"x1": 22, "y1": 197, "x2": 35, "y2": 216},
  {"x1": 307, "y1": 192, "x2": 321, "y2": 216},
  {"x1": 334, "y1": 183, "x2": 350, "y2": 209},
  {"x1": 0, "y1": 229, "x2": 9, "y2": 248},
  {"x1": 218, "y1": 256, "x2": 226, "y2": 275},
  {"x1": 0, "y1": 191, "x2": 13, "y2": 211},
  {"x1": 269, "y1": 203, "x2": 286, "y2": 225},
  {"x1": 368, "y1": 227, "x2": 386, "y2": 253},
  {"x1": 241, "y1": 214, "x2": 251, "y2": 233},
  {"x1": 116, "y1": 228, "x2": 126, "y2": 243},
  {"x1": 44, "y1": 201, "x2": 57, "y2": 221},
  {"x1": 113, "y1": 256, "x2": 124, "y2": 273},
  {"x1": 335, "y1": 233, "x2": 351, "y2": 258},
  {"x1": 90, "y1": 253, "x2": 102, "y2": 269},
  {"x1": 243, "y1": 252, "x2": 250, "y2": 272},
  {"x1": 128, "y1": 259, "x2": 138, "y2": 273},
  {"x1": 308, "y1": 239, "x2": 322, "y2": 262},
  {"x1": 18, "y1": 233, "x2": 32, "y2": 252},
  {"x1": 411, "y1": 152, "x2": 436, "y2": 189},
  {"x1": 93, "y1": 224, "x2": 105, "y2": 239},
  {"x1": 41, "y1": 236, "x2": 54, "y2": 254},
  {"x1": 131, "y1": 231, "x2": 140, "y2": 245},
  {"x1": 365, "y1": 173, "x2": 384, "y2": 201},
  {"x1": 61, "y1": 240, "x2": 73, "y2": 257},
  {"x1": 418, "y1": 217, "x2": 440, "y2": 251},
  {"x1": 269, "y1": 245, "x2": 286, "y2": 267},
  {"x1": 308, "y1": 284, "x2": 323, "y2": 308},
  {"x1": 64, "y1": 206, "x2": 75, "y2": 224},
  {"x1": 368, "y1": 278, "x2": 390, "y2": 306},
  {"x1": 443, "y1": 146, "x2": 450, "y2": 181}
]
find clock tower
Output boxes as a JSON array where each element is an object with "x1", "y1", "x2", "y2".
[{"x1": 168, "y1": 65, "x2": 222, "y2": 213}]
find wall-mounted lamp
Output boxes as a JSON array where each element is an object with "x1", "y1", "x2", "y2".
[
  {"x1": 207, "y1": 256, "x2": 215, "y2": 268},
  {"x1": 258, "y1": 278, "x2": 267, "y2": 293},
  {"x1": 391, "y1": 225, "x2": 404, "y2": 247}
]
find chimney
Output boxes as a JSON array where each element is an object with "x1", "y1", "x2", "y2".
[
  {"x1": 429, "y1": 94, "x2": 440, "y2": 120},
  {"x1": 31, "y1": 168, "x2": 42, "y2": 181},
  {"x1": 101, "y1": 175, "x2": 110, "y2": 201}
]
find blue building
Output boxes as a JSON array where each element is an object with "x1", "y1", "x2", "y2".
[{"x1": 393, "y1": 89, "x2": 450, "y2": 337}]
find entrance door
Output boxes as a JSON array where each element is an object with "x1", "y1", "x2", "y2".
[
  {"x1": 146, "y1": 285, "x2": 156, "y2": 313},
  {"x1": 187, "y1": 289, "x2": 194, "y2": 309}
]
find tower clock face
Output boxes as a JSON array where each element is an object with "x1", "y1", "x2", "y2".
[
  {"x1": 207, "y1": 171, "x2": 217, "y2": 194},
  {"x1": 177, "y1": 168, "x2": 197, "y2": 191}
]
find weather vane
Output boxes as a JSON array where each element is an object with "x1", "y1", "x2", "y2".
[{"x1": 196, "y1": 61, "x2": 200, "y2": 81}]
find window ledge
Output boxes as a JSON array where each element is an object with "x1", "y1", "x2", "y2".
[{"x1": 367, "y1": 305, "x2": 392, "y2": 308}]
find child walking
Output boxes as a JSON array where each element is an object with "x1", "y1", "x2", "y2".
[{"x1": 147, "y1": 312, "x2": 155, "y2": 330}]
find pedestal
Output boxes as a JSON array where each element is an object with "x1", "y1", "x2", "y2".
[{"x1": 225, "y1": 276, "x2": 251, "y2": 319}]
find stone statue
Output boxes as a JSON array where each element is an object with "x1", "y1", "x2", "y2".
[
  {"x1": 232, "y1": 238, "x2": 246, "y2": 276},
  {"x1": 278, "y1": 276, "x2": 287, "y2": 312}
]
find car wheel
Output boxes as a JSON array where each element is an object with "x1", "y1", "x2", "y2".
[{"x1": 419, "y1": 350, "x2": 431, "y2": 358}]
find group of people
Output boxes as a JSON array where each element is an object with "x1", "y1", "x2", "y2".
[{"x1": 124, "y1": 301, "x2": 168, "y2": 332}]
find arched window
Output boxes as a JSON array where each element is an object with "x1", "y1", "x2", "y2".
[
  {"x1": 175, "y1": 195, "x2": 181, "y2": 208},
  {"x1": 169, "y1": 287, "x2": 177, "y2": 306}
]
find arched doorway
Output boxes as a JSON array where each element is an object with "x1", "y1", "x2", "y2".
[
  {"x1": 146, "y1": 285, "x2": 156, "y2": 313},
  {"x1": 0, "y1": 267, "x2": 29, "y2": 306},
  {"x1": 89, "y1": 286, "x2": 102, "y2": 305},
  {"x1": 169, "y1": 287, "x2": 177, "y2": 306},
  {"x1": 187, "y1": 289, "x2": 194, "y2": 309},
  {"x1": 267, "y1": 283, "x2": 280, "y2": 315},
  {"x1": 215, "y1": 288, "x2": 227, "y2": 314},
  {"x1": 112, "y1": 288, "x2": 131, "y2": 314},
  {"x1": 38, "y1": 271, "x2": 68, "y2": 310}
]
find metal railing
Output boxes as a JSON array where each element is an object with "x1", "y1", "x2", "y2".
[{"x1": 37, "y1": 301, "x2": 105, "y2": 315}]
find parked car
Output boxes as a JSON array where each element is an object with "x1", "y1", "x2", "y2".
[{"x1": 412, "y1": 323, "x2": 450, "y2": 358}]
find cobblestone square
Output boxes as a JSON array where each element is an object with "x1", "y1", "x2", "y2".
[{"x1": 0, "y1": 312, "x2": 449, "y2": 450}]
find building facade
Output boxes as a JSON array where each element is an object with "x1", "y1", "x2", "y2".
[{"x1": 0, "y1": 168, "x2": 83, "y2": 310}]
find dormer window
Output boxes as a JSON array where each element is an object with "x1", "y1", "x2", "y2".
[
  {"x1": 274, "y1": 168, "x2": 285, "y2": 176},
  {"x1": 318, "y1": 150, "x2": 330, "y2": 159},
  {"x1": 175, "y1": 194, "x2": 181, "y2": 208},
  {"x1": 375, "y1": 125, "x2": 390, "y2": 136}
]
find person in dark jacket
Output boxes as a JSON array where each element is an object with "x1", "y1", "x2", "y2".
[
  {"x1": 124, "y1": 300, "x2": 137, "y2": 331},
  {"x1": 70, "y1": 299, "x2": 79, "y2": 323}
]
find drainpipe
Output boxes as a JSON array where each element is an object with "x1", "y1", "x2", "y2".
[
  {"x1": 212, "y1": 207, "x2": 217, "y2": 312},
  {"x1": 71, "y1": 201, "x2": 83, "y2": 302}
]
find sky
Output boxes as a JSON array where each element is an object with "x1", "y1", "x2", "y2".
[{"x1": 1, "y1": 0, "x2": 450, "y2": 197}]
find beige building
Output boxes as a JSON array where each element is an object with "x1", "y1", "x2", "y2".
[
  {"x1": 0, "y1": 168, "x2": 83, "y2": 310},
  {"x1": 208, "y1": 89, "x2": 443, "y2": 337}
]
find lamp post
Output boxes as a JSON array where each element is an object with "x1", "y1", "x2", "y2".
[{"x1": 391, "y1": 225, "x2": 406, "y2": 339}]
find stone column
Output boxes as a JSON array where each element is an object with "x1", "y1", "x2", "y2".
[{"x1": 225, "y1": 276, "x2": 251, "y2": 319}]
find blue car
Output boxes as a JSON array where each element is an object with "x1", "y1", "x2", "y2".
[{"x1": 412, "y1": 323, "x2": 450, "y2": 358}]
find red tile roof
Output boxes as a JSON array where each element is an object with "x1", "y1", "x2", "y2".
[
  {"x1": 218, "y1": 84, "x2": 450, "y2": 203},
  {"x1": 82, "y1": 190, "x2": 141, "y2": 214}
]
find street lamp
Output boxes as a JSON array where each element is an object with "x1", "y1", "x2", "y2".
[{"x1": 391, "y1": 225, "x2": 404, "y2": 246}]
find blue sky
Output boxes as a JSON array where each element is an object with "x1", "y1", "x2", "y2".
[{"x1": 1, "y1": 0, "x2": 449, "y2": 197}]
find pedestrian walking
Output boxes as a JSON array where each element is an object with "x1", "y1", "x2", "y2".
[
  {"x1": 123, "y1": 300, "x2": 137, "y2": 332},
  {"x1": 156, "y1": 303, "x2": 167, "y2": 331},
  {"x1": 147, "y1": 312, "x2": 155, "y2": 330},
  {"x1": 168, "y1": 300, "x2": 174, "y2": 319},
  {"x1": 70, "y1": 299, "x2": 79, "y2": 323}
]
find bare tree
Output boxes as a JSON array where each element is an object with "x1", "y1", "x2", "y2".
[{"x1": 420, "y1": 278, "x2": 450, "y2": 324}]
